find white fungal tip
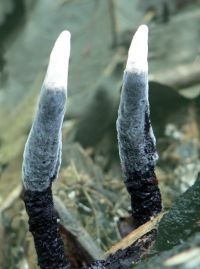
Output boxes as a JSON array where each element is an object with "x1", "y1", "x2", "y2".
[
  {"x1": 126, "y1": 25, "x2": 148, "y2": 73},
  {"x1": 44, "y1": 30, "x2": 71, "y2": 91}
]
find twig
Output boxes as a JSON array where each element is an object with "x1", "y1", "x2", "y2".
[{"x1": 105, "y1": 212, "x2": 164, "y2": 257}]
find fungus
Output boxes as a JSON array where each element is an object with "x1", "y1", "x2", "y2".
[
  {"x1": 22, "y1": 31, "x2": 70, "y2": 191},
  {"x1": 117, "y1": 25, "x2": 162, "y2": 227},
  {"x1": 22, "y1": 31, "x2": 71, "y2": 269},
  {"x1": 22, "y1": 25, "x2": 162, "y2": 268}
]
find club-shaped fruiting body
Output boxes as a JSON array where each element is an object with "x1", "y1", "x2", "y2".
[
  {"x1": 22, "y1": 25, "x2": 163, "y2": 269},
  {"x1": 117, "y1": 25, "x2": 158, "y2": 178},
  {"x1": 117, "y1": 25, "x2": 161, "y2": 225},
  {"x1": 22, "y1": 31, "x2": 71, "y2": 191}
]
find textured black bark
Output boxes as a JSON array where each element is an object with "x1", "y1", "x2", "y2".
[
  {"x1": 23, "y1": 186, "x2": 70, "y2": 269},
  {"x1": 88, "y1": 230, "x2": 157, "y2": 269},
  {"x1": 125, "y1": 170, "x2": 162, "y2": 227},
  {"x1": 23, "y1": 185, "x2": 157, "y2": 269}
]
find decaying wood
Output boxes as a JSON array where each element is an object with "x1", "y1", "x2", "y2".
[
  {"x1": 100, "y1": 230, "x2": 157, "y2": 269},
  {"x1": 54, "y1": 198, "x2": 164, "y2": 267},
  {"x1": 105, "y1": 213, "x2": 164, "y2": 257},
  {"x1": 58, "y1": 213, "x2": 163, "y2": 268}
]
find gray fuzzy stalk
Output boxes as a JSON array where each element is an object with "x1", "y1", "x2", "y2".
[
  {"x1": 22, "y1": 31, "x2": 70, "y2": 191},
  {"x1": 117, "y1": 70, "x2": 158, "y2": 179},
  {"x1": 22, "y1": 87, "x2": 66, "y2": 191}
]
